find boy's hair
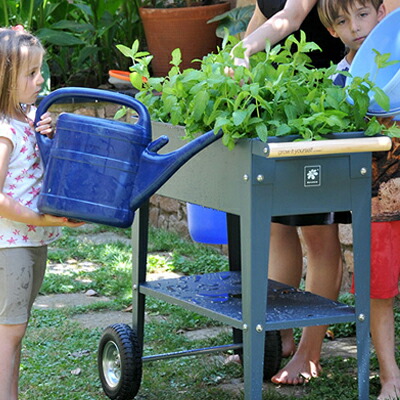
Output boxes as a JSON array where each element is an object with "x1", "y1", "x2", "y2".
[
  {"x1": 318, "y1": 0, "x2": 384, "y2": 28},
  {"x1": 0, "y1": 28, "x2": 44, "y2": 120}
]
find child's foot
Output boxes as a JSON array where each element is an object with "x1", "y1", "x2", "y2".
[
  {"x1": 224, "y1": 327, "x2": 296, "y2": 364},
  {"x1": 378, "y1": 377, "x2": 400, "y2": 400},
  {"x1": 280, "y1": 328, "x2": 296, "y2": 358},
  {"x1": 271, "y1": 353, "x2": 322, "y2": 385}
]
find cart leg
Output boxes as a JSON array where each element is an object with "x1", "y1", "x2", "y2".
[
  {"x1": 132, "y1": 201, "x2": 150, "y2": 348},
  {"x1": 227, "y1": 213, "x2": 244, "y2": 348},
  {"x1": 240, "y1": 170, "x2": 273, "y2": 399},
  {"x1": 350, "y1": 155, "x2": 371, "y2": 400},
  {"x1": 227, "y1": 213, "x2": 241, "y2": 272}
]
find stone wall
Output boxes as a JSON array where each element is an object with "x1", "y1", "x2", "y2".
[{"x1": 47, "y1": 100, "x2": 355, "y2": 293}]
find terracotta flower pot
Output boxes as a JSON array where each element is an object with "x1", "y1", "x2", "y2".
[{"x1": 139, "y1": 2, "x2": 231, "y2": 76}]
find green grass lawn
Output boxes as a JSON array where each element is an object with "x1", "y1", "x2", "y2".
[{"x1": 20, "y1": 225, "x2": 400, "y2": 400}]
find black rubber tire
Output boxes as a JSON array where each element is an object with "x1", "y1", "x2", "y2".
[
  {"x1": 235, "y1": 329, "x2": 282, "y2": 381},
  {"x1": 98, "y1": 323, "x2": 142, "y2": 400}
]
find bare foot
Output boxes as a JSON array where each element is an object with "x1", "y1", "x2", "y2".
[
  {"x1": 271, "y1": 352, "x2": 322, "y2": 385},
  {"x1": 224, "y1": 354, "x2": 241, "y2": 365},
  {"x1": 378, "y1": 377, "x2": 400, "y2": 400},
  {"x1": 225, "y1": 328, "x2": 296, "y2": 364},
  {"x1": 280, "y1": 329, "x2": 296, "y2": 358}
]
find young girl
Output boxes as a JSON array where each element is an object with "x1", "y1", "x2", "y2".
[{"x1": 0, "y1": 28, "x2": 83, "y2": 400}]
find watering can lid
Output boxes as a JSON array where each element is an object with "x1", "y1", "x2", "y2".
[{"x1": 346, "y1": 7, "x2": 400, "y2": 116}]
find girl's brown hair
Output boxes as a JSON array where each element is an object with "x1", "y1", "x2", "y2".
[
  {"x1": 0, "y1": 28, "x2": 44, "y2": 120},
  {"x1": 318, "y1": 0, "x2": 384, "y2": 28}
]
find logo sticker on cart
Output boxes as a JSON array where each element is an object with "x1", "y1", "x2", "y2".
[{"x1": 304, "y1": 166, "x2": 321, "y2": 187}]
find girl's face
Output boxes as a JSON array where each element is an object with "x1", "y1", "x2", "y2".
[{"x1": 16, "y1": 49, "x2": 44, "y2": 105}]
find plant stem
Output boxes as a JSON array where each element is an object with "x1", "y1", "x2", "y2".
[
  {"x1": 1, "y1": 0, "x2": 8, "y2": 26},
  {"x1": 24, "y1": 0, "x2": 35, "y2": 30}
]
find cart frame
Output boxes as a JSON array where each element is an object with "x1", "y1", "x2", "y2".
[{"x1": 130, "y1": 123, "x2": 391, "y2": 399}]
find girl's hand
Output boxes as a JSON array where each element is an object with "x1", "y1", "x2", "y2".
[
  {"x1": 34, "y1": 112, "x2": 54, "y2": 138},
  {"x1": 39, "y1": 213, "x2": 86, "y2": 228}
]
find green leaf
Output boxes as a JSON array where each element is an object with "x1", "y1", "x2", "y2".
[
  {"x1": 364, "y1": 119, "x2": 383, "y2": 136},
  {"x1": 371, "y1": 87, "x2": 390, "y2": 111},
  {"x1": 191, "y1": 90, "x2": 209, "y2": 121},
  {"x1": 284, "y1": 104, "x2": 298, "y2": 121},
  {"x1": 373, "y1": 49, "x2": 400, "y2": 69},
  {"x1": 231, "y1": 42, "x2": 246, "y2": 59},
  {"x1": 114, "y1": 107, "x2": 127, "y2": 120},
  {"x1": 232, "y1": 110, "x2": 248, "y2": 126},
  {"x1": 255, "y1": 123, "x2": 268, "y2": 142},
  {"x1": 130, "y1": 72, "x2": 144, "y2": 91},
  {"x1": 171, "y1": 48, "x2": 182, "y2": 67},
  {"x1": 116, "y1": 44, "x2": 133, "y2": 58},
  {"x1": 276, "y1": 124, "x2": 292, "y2": 136},
  {"x1": 36, "y1": 28, "x2": 85, "y2": 46}
]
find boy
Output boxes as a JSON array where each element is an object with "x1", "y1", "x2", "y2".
[{"x1": 318, "y1": 1, "x2": 400, "y2": 399}]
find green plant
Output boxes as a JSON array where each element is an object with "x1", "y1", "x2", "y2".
[
  {"x1": 118, "y1": 34, "x2": 400, "y2": 150},
  {"x1": 56, "y1": 0, "x2": 144, "y2": 87},
  {"x1": 0, "y1": 0, "x2": 145, "y2": 88},
  {"x1": 208, "y1": 5, "x2": 255, "y2": 39}
]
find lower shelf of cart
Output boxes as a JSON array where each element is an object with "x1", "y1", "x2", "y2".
[{"x1": 139, "y1": 271, "x2": 355, "y2": 330}]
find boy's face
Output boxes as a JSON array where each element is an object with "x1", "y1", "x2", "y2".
[{"x1": 327, "y1": 2, "x2": 386, "y2": 58}]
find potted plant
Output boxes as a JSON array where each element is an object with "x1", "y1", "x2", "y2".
[
  {"x1": 116, "y1": 34, "x2": 400, "y2": 248},
  {"x1": 139, "y1": 0, "x2": 231, "y2": 76},
  {"x1": 118, "y1": 34, "x2": 400, "y2": 149}
]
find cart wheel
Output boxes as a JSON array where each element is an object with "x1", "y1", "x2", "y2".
[
  {"x1": 98, "y1": 323, "x2": 142, "y2": 400},
  {"x1": 235, "y1": 329, "x2": 282, "y2": 381}
]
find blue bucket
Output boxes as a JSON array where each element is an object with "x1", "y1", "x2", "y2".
[
  {"x1": 187, "y1": 203, "x2": 228, "y2": 245},
  {"x1": 346, "y1": 8, "x2": 400, "y2": 116}
]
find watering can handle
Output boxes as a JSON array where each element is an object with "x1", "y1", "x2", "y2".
[
  {"x1": 34, "y1": 87, "x2": 150, "y2": 127},
  {"x1": 34, "y1": 87, "x2": 151, "y2": 167}
]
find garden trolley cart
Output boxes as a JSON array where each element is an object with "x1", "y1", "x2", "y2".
[{"x1": 98, "y1": 121, "x2": 392, "y2": 400}]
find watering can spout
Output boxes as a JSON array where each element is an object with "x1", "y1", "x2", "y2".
[{"x1": 130, "y1": 130, "x2": 222, "y2": 210}]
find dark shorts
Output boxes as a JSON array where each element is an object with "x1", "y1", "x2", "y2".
[{"x1": 272, "y1": 211, "x2": 352, "y2": 226}]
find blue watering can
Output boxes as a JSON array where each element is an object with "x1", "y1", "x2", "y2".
[{"x1": 34, "y1": 87, "x2": 221, "y2": 228}]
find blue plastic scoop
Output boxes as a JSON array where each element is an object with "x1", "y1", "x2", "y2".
[{"x1": 346, "y1": 8, "x2": 400, "y2": 116}]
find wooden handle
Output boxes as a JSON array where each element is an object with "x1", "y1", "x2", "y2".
[{"x1": 264, "y1": 136, "x2": 393, "y2": 158}]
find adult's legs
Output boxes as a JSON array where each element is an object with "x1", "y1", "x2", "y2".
[
  {"x1": 371, "y1": 297, "x2": 400, "y2": 400},
  {"x1": 268, "y1": 222, "x2": 303, "y2": 357},
  {"x1": 271, "y1": 224, "x2": 343, "y2": 384},
  {"x1": 0, "y1": 323, "x2": 27, "y2": 400}
]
